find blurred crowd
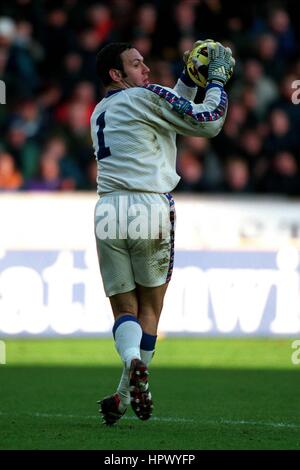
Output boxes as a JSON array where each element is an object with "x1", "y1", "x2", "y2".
[{"x1": 0, "y1": 0, "x2": 300, "y2": 195}]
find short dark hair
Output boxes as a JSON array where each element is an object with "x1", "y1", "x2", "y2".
[{"x1": 96, "y1": 42, "x2": 133, "y2": 86}]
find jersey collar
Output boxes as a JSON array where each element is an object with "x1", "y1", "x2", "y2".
[{"x1": 105, "y1": 89, "x2": 125, "y2": 98}]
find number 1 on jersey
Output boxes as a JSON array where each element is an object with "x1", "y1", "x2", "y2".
[{"x1": 96, "y1": 111, "x2": 111, "y2": 160}]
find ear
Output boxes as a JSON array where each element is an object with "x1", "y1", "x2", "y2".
[{"x1": 109, "y1": 68, "x2": 123, "y2": 83}]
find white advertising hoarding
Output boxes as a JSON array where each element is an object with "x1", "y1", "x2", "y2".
[{"x1": 0, "y1": 193, "x2": 299, "y2": 336}]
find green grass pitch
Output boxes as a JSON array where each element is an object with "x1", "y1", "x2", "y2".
[{"x1": 0, "y1": 337, "x2": 299, "y2": 450}]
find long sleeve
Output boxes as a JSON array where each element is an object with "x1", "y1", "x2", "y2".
[
  {"x1": 142, "y1": 83, "x2": 228, "y2": 138},
  {"x1": 172, "y1": 72, "x2": 198, "y2": 102}
]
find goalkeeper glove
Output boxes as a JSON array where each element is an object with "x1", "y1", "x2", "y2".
[{"x1": 206, "y1": 42, "x2": 235, "y2": 86}]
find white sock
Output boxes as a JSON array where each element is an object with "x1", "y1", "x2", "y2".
[
  {"x1": 116, "y1": 347, "x2": 154, "y2": 407},
  {"x1": 113, "y1": 315, "x2": 142, "y2": 369},
  {"x1": 140, "y1": 349, "x2": 155, "y2": 366},
  {"x1": 116, "y1": 363, "x2": 131, "y2": 409}
]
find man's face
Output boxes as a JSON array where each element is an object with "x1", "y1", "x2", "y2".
[{"x1": 119, "y1": 48, "x2": 150, "y2": 87}]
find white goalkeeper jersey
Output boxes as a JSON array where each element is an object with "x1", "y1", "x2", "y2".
[{"x1": 90, "y1": 79, "x2": 227, "y2": 194}]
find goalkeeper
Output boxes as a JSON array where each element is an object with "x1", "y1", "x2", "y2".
[{"x1": 91, "y1": 40, "x2": 235, "y2": 425}]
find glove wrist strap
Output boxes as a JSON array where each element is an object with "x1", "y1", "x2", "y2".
[{"x1": 208, "y1": 79, "x2": 225, "y2": 86}]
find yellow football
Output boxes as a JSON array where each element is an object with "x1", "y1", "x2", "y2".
[{"x1": 186, "y1": 41, "x2": 233, "y2": 88}]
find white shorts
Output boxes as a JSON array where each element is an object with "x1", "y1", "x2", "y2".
[{"x1": 94, "y1": 191, "x2": 175, "y2": 297}]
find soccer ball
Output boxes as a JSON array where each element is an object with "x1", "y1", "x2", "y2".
[
  {"x1": 186, "y1": 41, "x2": 211, "y2": 88},
  {"x1": 186, "y1": 41, "x2": 233, "y2": 88}
]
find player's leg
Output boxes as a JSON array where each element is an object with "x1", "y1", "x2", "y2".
[
  {"x1": 99, "y1": 289, "x2": 143, "y2": 426},
  {"x1": 127, "y1": 192, "x2": 175, "y2": 420},
  {"x1": 96, "y1": 234, "x2": 142, "y2": 374},
  {"x1": 98, "y1": 290, "x2": 143, "y2": 425},
  {"x1": 110, "y1": 289, "x2": 153, "y2": 421},
  {"x1": 97, "y1": 278, "x2": 143, "y2": 424},
  {"x1": 137, "y1": 282, "x2": 168, "y2": 365},
  {"x1": 120, "y1": 283, "x2": 169, "y2": 421},
  {"x1": 95, "y1": 195, "x2": 142, "y2": 424},
  {"x1": 109, "y1": 289, "x2": 140, "y2": 406},
  {"x1": 131, "y1": 192, "x2": 175, "y2": 367}
]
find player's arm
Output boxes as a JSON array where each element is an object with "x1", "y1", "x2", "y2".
[
  {"x1": 144, "y1": 41, "x2": 234, "y2": 138},
  {"x1": 143, "y1": 82, "x2": 228, "y2": 138}
]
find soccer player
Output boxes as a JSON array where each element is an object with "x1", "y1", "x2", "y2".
[{"x1": 91, "y1": 41, "x2": 234, "y2": 425}]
